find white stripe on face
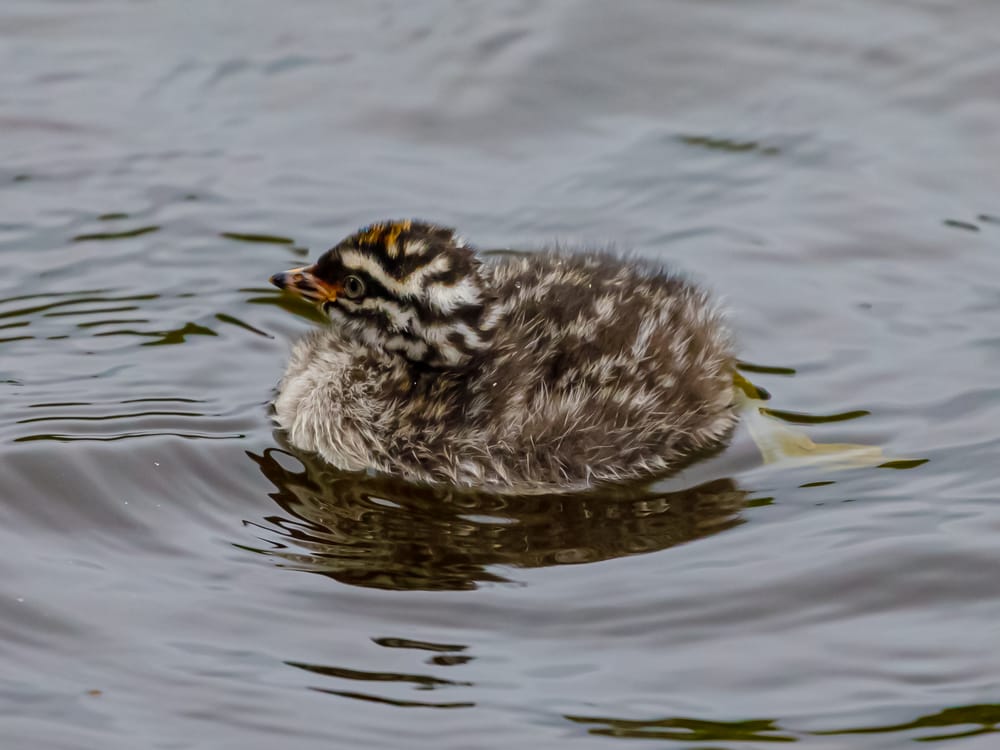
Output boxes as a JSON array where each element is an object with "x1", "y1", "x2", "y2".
[
  {"x1": 425, "y1": 276, "x2": 481, "y2": 314},
  {"x1": 339, "y1": 250, "x2": 452, "y2": 299},
  {"x1": 339, "y1": 296, "x2": 416, "y2": 332},
  {"x1": 418, "y1": 320, "x2": 489, "y2": 350},
  {"x1": 345, "y1": 295, "x2": 487, "y2": 348},
  {"x1": 322, "y1": 244, "x2": 489, "y2": 367},
  {"x1": 337, "y1": 297, "x2": 479, "y2": 364},
  {"x1": 403, "y1": 238, "x2": 428, "y2": 257}
]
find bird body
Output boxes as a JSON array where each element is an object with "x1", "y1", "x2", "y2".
[{"x1": 271, "y1": 221, "x2": 737, "y2": 492}]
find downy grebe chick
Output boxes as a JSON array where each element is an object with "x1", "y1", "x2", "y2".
[{"x1": 270, "y1": 220, "x2": 736, "y2": 492}]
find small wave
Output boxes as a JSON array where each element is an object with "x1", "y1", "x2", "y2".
[{"x1": 10, "y1": 397, "x2": 251, "y2": 444}]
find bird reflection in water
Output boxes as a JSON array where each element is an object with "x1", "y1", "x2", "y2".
[{"x1": 242, "y1": 436, "x2": 747, "y2": 592}]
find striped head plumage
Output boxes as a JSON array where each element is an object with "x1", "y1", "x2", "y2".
[{"x1": 270, "y1": 220, "x2": 497, "y2": 368}]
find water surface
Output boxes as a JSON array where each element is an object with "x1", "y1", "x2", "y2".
[{"x1": 2, "y1": 1, "x2": 1000, "y2": 748}]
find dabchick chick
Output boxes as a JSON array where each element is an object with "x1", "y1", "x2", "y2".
[{"x1": 271, "y1": 220, "x2": 736, "y2": 492}]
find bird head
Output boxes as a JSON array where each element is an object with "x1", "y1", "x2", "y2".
[{"x1": 271, "y1": 220, "x2": 497, "y2": 368}]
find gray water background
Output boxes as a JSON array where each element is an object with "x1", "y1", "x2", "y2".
[{"x1": 2, "y1": 1, "x2": 1000, "y2": 747}]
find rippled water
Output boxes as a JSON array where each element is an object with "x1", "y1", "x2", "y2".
[{"x1": 3, "y1": 2, "x2": 1000, "y2": 748}]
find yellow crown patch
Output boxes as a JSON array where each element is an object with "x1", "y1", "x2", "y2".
[{"x1": 357, "y1": 220, "x2": 413, "y2": 258}]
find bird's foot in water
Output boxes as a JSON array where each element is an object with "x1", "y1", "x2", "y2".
[{"x1": 734, "y1": 374, "x2": 887, "y2": 469}]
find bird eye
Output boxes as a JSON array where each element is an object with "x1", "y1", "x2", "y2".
[{"x1": 343, "y1": 275, "x2": 365, "y2": 299}]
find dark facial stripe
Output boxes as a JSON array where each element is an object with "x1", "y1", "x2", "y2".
[
  {"x1": 348, "y1": 273, "x2": 392, "y2": 300},
  {"x1": 334, "y1": 298, "x2": 398, "y2": 330},
  {"x1": 408, "y1": 300, "x2": 484, "y2": 327},
  {"x1": 310, "y1": 224, "x2": 493, "y2": 368}
]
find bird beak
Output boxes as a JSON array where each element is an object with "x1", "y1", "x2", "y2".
[{"x1": 269, "y1": 265, "x2": 340, "y2": 305}]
